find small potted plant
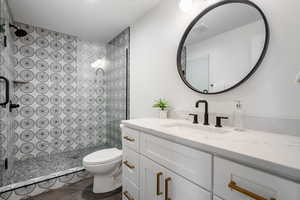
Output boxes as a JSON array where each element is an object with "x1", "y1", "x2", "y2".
[{"x1": 153, "y1": 99, "x2": 169, "y2": 119}]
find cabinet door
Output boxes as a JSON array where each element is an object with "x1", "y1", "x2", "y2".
[
  {"x1": 165, "y1": 167, "x2": 211, "y2": 200},
  {"x1": 140, "y1": 156, "x2": 166, "y2": 200},
  {"x1": 141, "y1": 156, "x2": 211, "y2": 200}
]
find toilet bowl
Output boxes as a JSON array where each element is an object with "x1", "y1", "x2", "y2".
[{"x1": 83, "y1": 148, "x2": 122, "y2": 193}]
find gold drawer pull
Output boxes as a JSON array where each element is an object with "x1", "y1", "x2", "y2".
[
  {"x1": 123, "y1": 191, "x2": 135, "y2": 200},
  {"x1": 156, "y1": 172, "x2": 163, "y2": 196},
  {"x1": 165, "y1": 177, "x2": 172, "y2": 200},
  {"x1": 228, "y1": 181, "x2": 276, "y2": 200},
  {"x1": 123, "y1": 160, "x2": 135, "y2": 169},
  {"x1": 124, "y1": 136, "x2": 135, "y2": 142}
]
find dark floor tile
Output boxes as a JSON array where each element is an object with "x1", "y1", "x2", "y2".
[
  {"x1": 26, "y1": 178, "x2": 122, "y2": 200},
  {"x1": 80, "y1": 186, "x2": 122, "y2": 200},
  {"x1": 72, "y1": 190, "x2": 121, "y2": 200},
  {"x1": 67, "y1": 178, "x2": 93, "y2": 190}
]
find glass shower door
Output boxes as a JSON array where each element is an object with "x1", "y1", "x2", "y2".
[
  {"x1": 0, "y1": 0, "x2": 16, "y2": 187},
  {"x1": 106, "y1": 28, "x2": 130, "y2": 149}
]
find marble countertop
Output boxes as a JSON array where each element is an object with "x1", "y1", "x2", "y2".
[{"x1": 122, "y1": 118, "x2": 300, "y2": 183}]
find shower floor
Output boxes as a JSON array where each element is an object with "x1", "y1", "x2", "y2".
[{"x1": 0, "y1": 145, "x2": 110, "y2": 193}]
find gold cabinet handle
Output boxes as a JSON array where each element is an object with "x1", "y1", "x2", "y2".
[
  {"x1": 124, "y1": 136, "x2": 135, "y2": 142},
  {"x1": 156, "y1": 172, "x2": 163, "y2": 196},
  {"x1": 165, "y1": 177, "x2": 172, "y2": 200},
  {"x1": 123, "y1": 160, "x2": 135, "y2": 169},
  {"x1": 228, "y1": 181, "x2": 276, "y2": 200},
  {"x1": 123, "y1": 191, "x2": 135, "y2": 200}
]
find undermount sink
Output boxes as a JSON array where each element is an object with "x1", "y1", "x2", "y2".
[{"x1": 162, "y1": 123, "x2": 229, "y2": 134}]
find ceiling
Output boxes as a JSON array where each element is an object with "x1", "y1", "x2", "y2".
[
  {"x1": 186, "y1": 3, "x2": 264, "y2": 45},
  {"x1": 8, "y1": 0, "x2": 161, "y2": 43}
]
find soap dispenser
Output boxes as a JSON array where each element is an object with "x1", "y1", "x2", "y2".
[{"x1": 234, "y1": 100, "x2": 244, "y2": 131}]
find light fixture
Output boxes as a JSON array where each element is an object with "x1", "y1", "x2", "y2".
[
  {"x1": 91, "y1": 58, "x2": 106, "y2": 69},
  {"x1": 179, "y1": 0, "x2": 193, "y2": 12}
]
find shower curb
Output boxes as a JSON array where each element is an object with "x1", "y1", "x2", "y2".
[{"x1": 0, "y1": 167, "x2": 85, "y2": 194}]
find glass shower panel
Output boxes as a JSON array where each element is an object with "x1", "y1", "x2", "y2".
[
  {"x1": 106, "y1": 28, "x2": 130, "y2": 149},
  {"x1": 0, "y1": 0, "x2": 16, "y2": 187}
]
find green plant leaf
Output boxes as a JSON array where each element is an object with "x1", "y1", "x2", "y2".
[{"x1": 152, "y1": 99, "x2": 169, "y2": 110}]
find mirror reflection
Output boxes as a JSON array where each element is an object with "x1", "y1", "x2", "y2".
[{"x1": 179, "y1": 2, "x2": 268, "y2": 94}]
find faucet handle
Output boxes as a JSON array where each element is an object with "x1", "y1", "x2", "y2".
[
  {"x1": 215, "y1": 116, "x2": 228, "y2": 128},
  {"x1": 189, "y1": 114, "x2": 198, "y2": 124}
]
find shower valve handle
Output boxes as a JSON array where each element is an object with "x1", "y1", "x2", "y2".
[{"x1": 9, "y1": 101, "x2": 20, "y2": 112}]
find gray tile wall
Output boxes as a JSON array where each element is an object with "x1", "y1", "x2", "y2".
[{"x1": 10, "y1": 22, "x2": 107, "y2": 160}]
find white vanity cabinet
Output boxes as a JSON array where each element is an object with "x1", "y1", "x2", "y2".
[
  {"x1": 121, "y1": 125, "x2": 300, "y2": 200},
  {"x1": 122, "y1": 126, "x2": 212, "y2": 200},
  {"x1": 122, "y1": 127, "x2": 141, "y2": 200}
]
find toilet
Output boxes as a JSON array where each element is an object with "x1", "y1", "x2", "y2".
[{"x1": 83, "y1": 148, "x2": 122, "y2": 193}]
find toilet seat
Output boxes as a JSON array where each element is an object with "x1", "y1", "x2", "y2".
[{"x1": 83, "y1": 148, "x2": 122, "y2": 166}]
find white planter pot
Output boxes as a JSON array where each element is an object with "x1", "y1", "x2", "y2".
[{"x1": 159, "y1": 110, "x2": 168, "y2": 119}]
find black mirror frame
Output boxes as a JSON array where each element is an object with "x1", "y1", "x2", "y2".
[{"x1": 176, "y1": 0, "x2": 270, "y2": 95}]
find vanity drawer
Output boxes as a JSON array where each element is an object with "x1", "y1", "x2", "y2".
[
  {"x1": 122, "y1": 127, "x2": 140, "y2": 152},
  {"x1": 123, "y1": 177, "x2": 139, "y2": 200},
  {"x1": 214, "y1": 157, "x2": 300, "y2": 200},
  {"x1": 140, "y1": 133, "x2": 212, "y2": 190},
  {"x1": 123, "y1": 147, "x2": 140, "y2": 187}
]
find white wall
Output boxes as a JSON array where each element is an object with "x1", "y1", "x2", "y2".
[{"x1": 130, "y1": 0, "x2": 300, "y2": 123}]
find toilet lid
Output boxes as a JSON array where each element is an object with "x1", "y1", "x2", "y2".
[{"x1": 83, "y1": 148, "x2": 122, "y2": 165}]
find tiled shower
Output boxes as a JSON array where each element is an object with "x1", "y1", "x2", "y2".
[{"x1": 0, "y1": 0, "x2": 129, "y2": 198}]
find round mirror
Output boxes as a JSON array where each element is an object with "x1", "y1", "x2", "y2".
[{"x1": 177, "y1": 0, "x2": 269, "y2": 94}]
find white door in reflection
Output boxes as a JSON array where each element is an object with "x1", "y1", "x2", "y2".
[{"x1": 186, "y1": 55, "x2": 209, "y2": 93}]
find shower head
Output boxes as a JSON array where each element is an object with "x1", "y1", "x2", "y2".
[{"x1": 9, "y1": 24, "x2": 28, "y2": 37}]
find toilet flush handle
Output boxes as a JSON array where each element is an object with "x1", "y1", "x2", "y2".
[
  {"x1": 123, "y1": 136, "x2": 135, "y2": 142},
  {"x1": 123, "y1": 191, "x2": 135, "y2": 200},
  {"x1": 123, "y1": 160, "x2": 135, "y2": 169}
]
